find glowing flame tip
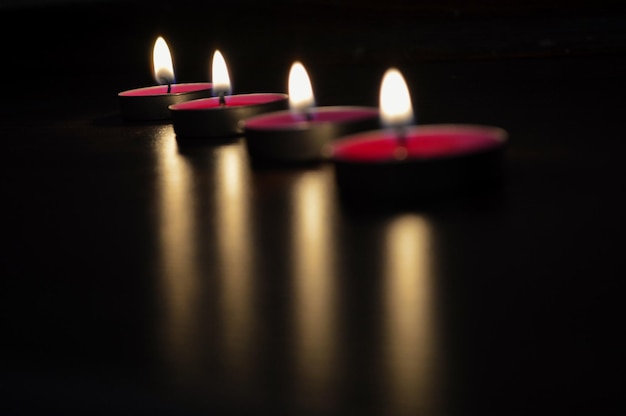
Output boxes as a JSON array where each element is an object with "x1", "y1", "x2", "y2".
[
  {"x1": 153, "y1": 36, "x2": 175, "y2": 86},
  {"x1": 288, "y1": 61, "x2": 315, "y2": 114},
  {"x1": 212, "y1": 49, "x2": 232, "y2": 97},
  {"x1": 380, "y1": 68, "x2": 414, "y2": 128}
]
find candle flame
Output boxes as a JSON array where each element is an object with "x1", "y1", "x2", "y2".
[
  {"x1": 288, "y1": 61, "x2": 315, "y2": 114},
  {"x1": 212, "y1": 50, "x2": 232, "y2": 97},
  {"x1": 153, "y1": 36, "x2": 175, "y2": 86},
  {"x1": 380, "y1": 68, "x2": 414, "y2": 128}
]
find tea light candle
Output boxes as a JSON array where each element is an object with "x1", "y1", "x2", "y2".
[
  {"x1": 243, "y1": 61, "x2": 379, "y2": 164},
  {"x1": 169, "y1": 50, "x2": 289, "y2": 138},
  {"x1": 118, "y1": 37, "x2": 212, "y2": 121},
  {"x1": 331, "y1": 68, "x2": 508, "y2": 199}
]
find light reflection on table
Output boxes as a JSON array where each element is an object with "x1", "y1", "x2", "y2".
[
  {"x1": 153, "y1": 125, "x2": 203, "y2": 384},
  {"x1": 149, "y1": 130, "x2": 442, "y2": 413},
  {"x1": 290, "y1": 168, "x2": 340, "y2": 412},
  {"x1": 383, "y1": 215, "x2": 440, "y2": 415},
  {"x1": 213, "y1": 142, "x2": 257, "y2": 387}
]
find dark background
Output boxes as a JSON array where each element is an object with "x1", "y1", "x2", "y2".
[{"x1": 1, "y1": 1, "x2": 625, "y2": 415}]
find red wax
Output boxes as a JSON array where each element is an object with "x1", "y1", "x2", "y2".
[
  {"x1": 118, "y1": 82, "x2": 213, "y2": 121},
  {"x1": 332, "y1": 125, "x2": 507, "y2": 162},
  {"x1": 331, "y1": 124, "x2": 509, "y2": 199},
  {"x1": 118, "y1": 82, "x2": 213, "y2": 97},
  {"x1": 244, "y1": 107, "x2": 380, "y2": 129},
  {"x1": 171, "y1": 93, "x2": 288, "y2": 110}
]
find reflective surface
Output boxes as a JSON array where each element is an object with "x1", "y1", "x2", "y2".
[
  {"x1": 1, "y1": 2, "x2": 625, "y2": 415},
  {"x1": 382, "y1": 216, "x2": 438, "y2": 416}
]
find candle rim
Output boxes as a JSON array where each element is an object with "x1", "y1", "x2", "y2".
[
  {"x1": 169, "y1": 92, "x2": 288, "y2": 111},
  {"x1": 118, "y1": 82, "x2": 213, "y2": 97},
  {"x1": 243, "y1": 105, "x2": 380, "y2": 130}
]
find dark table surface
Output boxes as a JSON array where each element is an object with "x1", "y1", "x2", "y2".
[{"x1": 1, "y1": 1, "x2": 625, "y2": 415}]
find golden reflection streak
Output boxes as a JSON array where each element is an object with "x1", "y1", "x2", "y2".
[
  {"x1": 384, "y1": 215, "x2": 438, "y2": 415},
  {"x1": 214, "y1": 142, "x2": 255, "y2": 382},
  {"x1": 154, "y1": 126, "x2": 201, "y2": 380},
  {"x1": 291, "y1": 168, "x2": 338, "y2": 409}
]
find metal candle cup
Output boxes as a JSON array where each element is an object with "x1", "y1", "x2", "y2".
[
  {"x1": 118, "y1": 83, "x2": 212, "y2": 120},
  {"x1": 243, "y1": 106, "x2": 380, "y2": 163},
  {"x1": 169, "y1": 93, "x2": 289, "y2": 138},
  {"x1": 331, "y1": 124, "x2": 508, "y2": 198},
  {"x1": 169, "y1": 49, "x2": 289, "y2": 138},
  {"x1": 331, "y1": 67, "x2": 508, "y2": 201}
]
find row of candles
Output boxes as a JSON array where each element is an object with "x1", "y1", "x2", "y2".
[{"x1": 119, "y1": 37, "x2": 508, "y2": 198}]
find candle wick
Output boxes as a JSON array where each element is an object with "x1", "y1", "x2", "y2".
[
  {"x1": 305, "y1": 111, "x2": 314, "y2": 121},
  {"x1": 394, "y1": 125, "x2": 408, "y2": 160},
  {"x1": 167, "y1": 83, "x2": 171, "y2": 94},
  {"x1": 219, "y1": 92, "x2": 226, "y2": 106},
  {"x1": 396, "y1": 125, "x2": 407, "y2": 146}
]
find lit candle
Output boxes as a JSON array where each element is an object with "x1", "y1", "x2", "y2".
[
  {"x1": 330, "y1": 68, "x2": 509, "y2": 199},
  {"x1": 169, "y1": 50, "x2": 289, "y2": 139},
  {"x1": 242, "y1": 61, "x2": 380, "y2": 164},
  {"x1": 118, "y1": 36, "x2": 212, "y2": 121}
]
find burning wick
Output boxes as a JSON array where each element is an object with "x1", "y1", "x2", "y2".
[
  {"x1": 219, "y1": 92, "x2": 226, "y2": 106},
  {"x1": 395, "y1": 126, "x2": 407, "y2": 147},
  {"x1": 156, "y1": 77, "x2": 172, "y2": 93},
  {"x1": 393, "y1": 126, "x2": 408, "y2": 160}
]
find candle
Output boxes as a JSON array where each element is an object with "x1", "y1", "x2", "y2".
[
  {"x1": 118, "y1": 36, "x2": 212, "y2": 121},
  {"x1": 242, "y1": 61, "x2": 380, "y2": 164},
  {"x1": 330, "y1": 68, "x2": 508, "y2": 199},
  {"x1": 169, "y1": 50, "x2": 289, "y2": 138}
]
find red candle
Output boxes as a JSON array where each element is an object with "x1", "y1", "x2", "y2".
[
  {"x1": 118, "y1": 37, "x2": 212, "y2": 121},
  {"x1": 243, "y1": 61, "x2": 379, "y2": 164},
  {"x1": 169, "y1": 50, "x2": 288, "y2": 138},
  {"x1": 331, "y1": 68, "x2": 509, "y2": 198}
]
